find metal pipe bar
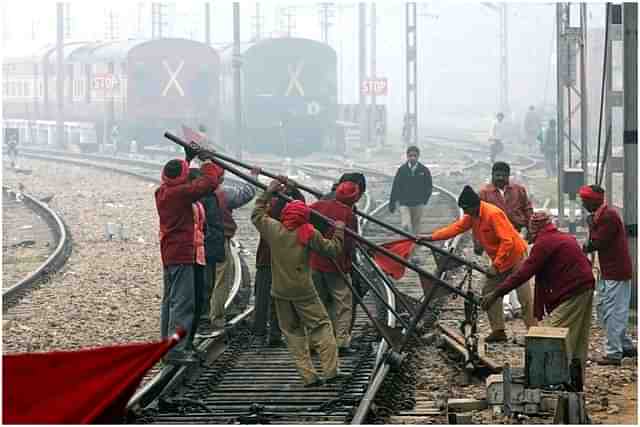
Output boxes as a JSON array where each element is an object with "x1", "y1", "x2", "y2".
[
  {"x1": 164, "y1": 131, "x2": 479, "y2": 304},
  {"x1": 186, "y1": 142, "x2": 492, "y2": 277}
]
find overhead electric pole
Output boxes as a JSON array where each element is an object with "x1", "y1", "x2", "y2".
[
  {"x1": 319, "y1": 3, "x2": 334, "y2": 43},
  {"x1": 252, "y1": 3, "x2": 262, "y2": 41},
  {"x1": 56, "y1": 2, "x2": 65, "y2": 147},
  {"x1": 405, "y1": 2, "x2": 418, "y2": 147},
  {"x1": 233, "y1": 2, "x2": 243, "y2": 159},
  {"x1": 623, "y1": 2, "x2": 637, "y2": 306},
  {"x1": 555, "y1": 3, "x2": 589, "y2": 233},
  {"x1": 205, "y1": 3, "x2": 211, "y2": 45},
  {"x1": 369, "y1": 3, "x2": 377, "y2": 145},
  {"x1": 358, "y1": 3, "x2": 367, "y2": 146}
]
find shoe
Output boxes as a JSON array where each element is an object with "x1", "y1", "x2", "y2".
[
  {"x1": 484, "y1": 330, "x2": 508, "y2": 343},
  {"x1": 166, "y1": 351, "x2": 199, "y2": 365},
  {"x1": 338, "y1": 346, "x2": 357, "y2": 357},
  {"x1": 304, "y1": 377, "x2": 325, "y2": 388},
  {"x1": 268, "y1": 336, "x2": 285, "y2": 347},
  {"x1": 595, "y1": 356, "x2": 622, "y2": 366},
  {"x1": 623, "y1": 348, "x2": 637, "y2": 358},
  {"x1": 325, "y1": 370, "x2": 349, "y2": 384},
  {"x1": 211, "y1": 319, "x2": 225, "y2": 330}
]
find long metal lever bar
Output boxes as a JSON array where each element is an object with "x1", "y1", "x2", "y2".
[{"x1": 164, "y1": 132, "x2": 480, "y2": 304}]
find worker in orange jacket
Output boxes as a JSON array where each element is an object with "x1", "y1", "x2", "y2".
[{"x1": 419, "y1": 185, "x2": 536, "y2": 343}]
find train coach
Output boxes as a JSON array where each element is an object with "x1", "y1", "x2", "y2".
[
  {"x1": 221, "y1": 37, "x2": 338, "y2": 157},
  {"x1": 3, "y1": 38, "x2": 220, "y2": 152}
]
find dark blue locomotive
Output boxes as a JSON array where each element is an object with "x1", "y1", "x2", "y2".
[{"x1": 221, "y1": 37, "x2": 338, "y2": 157}]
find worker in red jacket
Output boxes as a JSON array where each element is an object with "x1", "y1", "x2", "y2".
[
  {"x1": 580, "y1": 184, "x2": 636, "y2": 365},
  {"x1": 155, "y1": 151, "x2": 223, "y2": 364},
  {"x1": 310, "y1": 181, "x2": 361, "y2": 353},
  {"x1": 482, "y1": 212, "x2": 595, "y2": 374}
]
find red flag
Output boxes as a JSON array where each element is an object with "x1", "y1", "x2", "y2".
[
  {"x1": 182, "y1": 125, "x2": 206, "y2": 144},
  {"x1": 372, "y1": 238, "x2": 416, "y2": 279},
  {"x1": 3, "y1": 329, "x2": 185, "y2": 424}
]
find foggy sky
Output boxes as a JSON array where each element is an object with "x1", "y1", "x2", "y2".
[{"x1": 2, "y1": 1, "x2": 608, "y2": 133}]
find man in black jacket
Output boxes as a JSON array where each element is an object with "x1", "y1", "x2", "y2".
[
  {"x1": 187, "y1": 167, "x2": 225, "y2": 333},
  {"x1": 389, "y1": 146, "x2": 432, "y2": 235}
]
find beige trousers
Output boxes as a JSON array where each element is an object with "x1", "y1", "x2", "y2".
[
  {"x1": 482, "y1": 257, "x2": 537, "y2": 332},
  {"x1": 399, "y1": 204, "x2": 424, "y2": 235},
  {"x1": 542, "y1": 289, "x2": 594, "y2": 373},
  {"x1": 312, "y1": 271, "x2": 353, "y2": 348},
  {"x1": 274, "y1": 295, "x2": 338, "y2": 385},
  {"x1": 210, "y1": 238, "x2": 232, "y2": 327}
]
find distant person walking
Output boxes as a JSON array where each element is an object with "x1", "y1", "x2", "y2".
[
  {"x1": 389, "y1": 145, "x2": 433, "y2": 236},
  {"x1": 489, "y1": 112, "x2": 507, "y2": 164},
  {"x1": 523, "y1": 106, "x2": 541, "y2": 153}
]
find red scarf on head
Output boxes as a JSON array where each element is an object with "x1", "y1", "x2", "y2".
[
  {"x1": 161, "y1": 159, "x2": 189, "y2": 186},
  {"x1": 336, "y1": 181, "x2": 360, "y2": 206},
  {"x1": 528, "y1": 211, "x2": 552, "y2": 240},
  {"x1": 579, "y1": 185, "x2": 605, "y2": 204},
  {"x1": 280, "y1": 200, "x2": 315, "y2": 246}
]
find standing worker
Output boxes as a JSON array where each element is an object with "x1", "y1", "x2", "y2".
[
  {"x1": 420, "y1": 185, "x2": 535, "y2": 342},
  {"x1": 523, "y1": 105, "x2": 541, "y2": 153},
  {"x1": 479, "y1": 161, "x2": 536, "y2": 326},
  {"x1": 580, "y1": 185, "x2": 636, "y2": 365},
  {"x1": 389, "y1": 146, "x2": 433, "y2": 236},
  {"x1": 155, "y1": 150, "x2": 224, "y2": 364},
  {"x1": 482, "y1": 211, "x2": 595, "y2": 376},
  {"x1": 310, "y1": 181, "x2": 361, "y2": 354},
  {"x1": 254, "y1": 184, "x2": 306, "y2": 346},
  {"x1": 252, "y1": 177, "x2": 345, "y2": 387},
  {"x1": 489, "y1": 112, "x2": 508, "y2": 164},
  {"x1": 210, "y1": 172, "x2": 257, "y2": 329}
]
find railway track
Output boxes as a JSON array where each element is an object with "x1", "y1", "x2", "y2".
[{"x1": 2, "y1": 183, "x2": 72, "y2": 309}]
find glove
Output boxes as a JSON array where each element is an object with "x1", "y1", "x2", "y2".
[
  {"x1": 389, "y1": 203, "x2": 396, "y2": 214},
  {"x1": 481, "y1": 290, "x2": 501, "y2": 311},
  {"x1": 197, "y1": 149, "x2": 216, "y2": 161},
  {"x1": 487, "y1": 264, "x2": 498, "y2": 276},
  {"x1": 184, "y1": 144, "x2": 199, "y2": 162},
  {"x1": 417, "y1": 234, "x2": 433, "y2": 243}
]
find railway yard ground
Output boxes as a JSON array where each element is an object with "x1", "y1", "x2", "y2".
[{"x1": 2, "y1": 138, "x2": 637, "y2": 424}]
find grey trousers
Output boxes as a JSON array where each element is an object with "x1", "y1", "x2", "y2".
[
  {"x1": 253, "y1": 265, "x2": 281, "y2": 339},
  {"x1": 161, "y1": 264, "x2": 197, "y2": 355}
]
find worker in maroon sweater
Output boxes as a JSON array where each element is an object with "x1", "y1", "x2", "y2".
[
  {"x1": 580, "y1": 184, "x2": 636, "y2": 365},
  {"x1": 310, "y1": 181, "x2": 361, "y2": 353},
  {"x1": 482, "y1": 212, "x2": 595, "y2": 373},
  {"x1": 155, "y1": 152, "x2": 224, "y2": 364}
]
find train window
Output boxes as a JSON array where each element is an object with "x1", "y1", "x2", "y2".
[
  {"x1": 24, "y1": 82, "x2": 30, "y2": 97},
  {"x1": 38, "y1": 81, "x2": 43, "y2": 97},
  {"x1": 2, "y1": 82, "x2": 7, "y2": 97}
]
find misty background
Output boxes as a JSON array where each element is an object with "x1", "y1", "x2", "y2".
[{"x1": 1, "y1": 1, "x2": 608, "y2": 138}]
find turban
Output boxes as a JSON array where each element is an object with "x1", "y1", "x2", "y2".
[
  {"x1": 336, "y1": 181, "x2": 360, "y2": 205},
  {"x1": 528, "y1": 211, "x2": 553, "y2": 241},
  {"x1": 492, "y1": 161, "x2": 510, "y2": 174},
  {"x1": 161, "y1": 159, "x2": 189, "y2": 186},
  {"x1": 281, "y1": 200, "x2": 315, "y2": 246},
  {"x1": 578, "y1": 185, "x2": 605, "y2": 204},
  {"x1": 458, "y1": 185, "x2": 481, "y2": 209}
]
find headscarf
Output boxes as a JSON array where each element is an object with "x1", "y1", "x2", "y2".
[
  {"x1": 578, "y1": 185, "x2": 605, "y2": 204},
  {"x1": 280, "y1": 200, "x2": 315, "y2": 246},
  {"x1": 335, "y1": 181, "x2": 360, "y2": 206},
  {"x1": 161, "y1": 159, "x2": 189, "y2": 186},
  {"x1": 528, "y1": 211, "x2": 553, "y2": 242},
  {"x1": 458, "y1": 185, "x2": 481, "y2": 209}
]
